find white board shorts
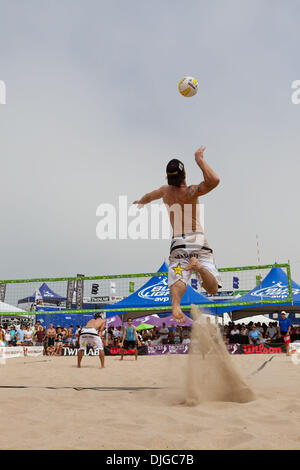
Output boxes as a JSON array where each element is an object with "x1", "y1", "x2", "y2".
[
  {"x1": 168, "y1": 232, "x2": 222, "y2": 289},
  {"x1": 79, "y1": 328, "x2": 103, "y2": 351}
]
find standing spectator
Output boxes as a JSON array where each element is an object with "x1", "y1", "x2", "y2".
[
  {"x1": 68, "y1": 324, "x2": 74, "y2": 338},
  {"x1": 75, "y1": 325, "x2": 81, "y2": 348},
  {"x1": 17, "y1": 325, "x2": 26, "y2": 346},
  {"x1": 278, "y1": 311, "x2": 292, "y2": 356},
  {"x1": 55, "y1": 327, "x2": 64, "y2": 355},
  {"x1": 34, "y1": 326, "x2": 46, "y2": 347},
  {"x1": 46, "y1": 323, "x2": 57, "y2": 349},
  {"x1": 4, "y1": 329, "x2": 12, "y2": 346},
  {"x1": 0, "y1": 327, "x2": 6, "y2": 346},
  {"x1": 24, "y1": 326, "x2": 33, "y2": 346}
]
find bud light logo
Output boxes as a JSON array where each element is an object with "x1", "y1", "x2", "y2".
[
  {"x1": 250, "y1": 282, "x2": 300, "y2": 299},
  {"x1": 138, "y1": 277, "x2": 170, "y2": 302}
]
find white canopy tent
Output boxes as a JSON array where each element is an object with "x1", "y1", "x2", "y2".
[{"x1": 0, "y1": 301, "x2": 25, "y2": 313}]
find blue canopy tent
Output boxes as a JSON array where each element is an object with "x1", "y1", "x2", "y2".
[
  {"x1": 105, "y1": 261, "x2": 217, "y2": 321},
  {"x1": 18, "y1": 282, "x2": 67, "y2": 305},
  {"x1": 216, "y1": 266, "x2": 300, "y2": 322}
]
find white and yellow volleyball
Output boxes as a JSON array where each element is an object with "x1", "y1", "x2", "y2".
[{"x1": 178, "y1": 76, "x2": 198, "y2": 97}]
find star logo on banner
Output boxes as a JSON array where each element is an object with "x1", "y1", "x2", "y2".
[{"x1": 173, "y1": 263, "x2": 183, "y2": 276}]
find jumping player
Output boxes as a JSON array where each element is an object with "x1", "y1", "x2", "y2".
[
  {"x1": 120, "y1": 318, "x2": 141, "y2": 360},
  {"x1": 134, "y1": 146, "x2": 221, "y2": 323},
  {"x1": 77, "y1": 313, "x2": 105, "y2": 368}
]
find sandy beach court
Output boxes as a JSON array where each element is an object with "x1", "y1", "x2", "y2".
[{"x1": 1, "y1": 353, "x2": 300, "y2": 450}]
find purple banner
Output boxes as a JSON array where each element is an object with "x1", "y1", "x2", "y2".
[
  {"x1": 147, "y1": 344, "x2": 190, "y2": 355},
  {"x1": 226, "y1": 344, "x2": 241, "y2": 355}
]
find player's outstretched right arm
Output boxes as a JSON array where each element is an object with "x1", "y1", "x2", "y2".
[
  {"x1": 194, "y1": 146, "x2": 220, "y2": 195},
  {"x1": 120, "y1": 326, "x2": 126, "y2": 347}
]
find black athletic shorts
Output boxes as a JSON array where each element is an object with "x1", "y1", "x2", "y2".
[
  {"x1": 123, "y1": 340, "x2": 137, "y2": 350},
  {"x1": 47, "y1": 337, "x2": 55, "y2": 347}
]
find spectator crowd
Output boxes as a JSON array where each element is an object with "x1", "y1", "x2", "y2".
[
  {"x1": 0, "y1": 320, "x2": 192, "y2": 355},
  {"x1": 221, "y1": 321, "x2": 300, "y2": 345},
  {"x1": 1, "y1": 317, "x2": 300, "y2": 355}
]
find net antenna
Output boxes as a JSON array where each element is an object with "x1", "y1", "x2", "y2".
[{"x1": 256, "y1": 233, "x2": 263, "y2": 301}]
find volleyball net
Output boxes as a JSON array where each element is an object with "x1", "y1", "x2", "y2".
[{"x1": 0, "y1": 263, "x2": 293, "y2": 319}]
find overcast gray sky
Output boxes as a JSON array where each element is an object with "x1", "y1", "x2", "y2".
[{"x1": 0, "y1": 0, "x2": 299, "y2": 283}]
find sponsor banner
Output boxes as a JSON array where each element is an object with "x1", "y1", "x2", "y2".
[
  {"x1": 0, "y1": 346, "x2": 43, "y2": 358},
  {"x1": 226, "y1": 344, "x2": 240, "y2": 355},
  {"x1": 61, "y1": 342, "x2": 288, "y2": 357},
  {"x1": 62, "y1": 347, "x2": 99, "y2": 356},
  {"x1": 147, "y1": 344, "x2": 189, "y2": 355},
  {"x1": 89, "y1": 296, "x2": 110, "y2": 303},
  {"x1": 24, "y1": 346, "x2": 44, "y2": 357},
  {"x1": 104, "y1": 346, "x2": 148, "y2": 356},
  {"x1": 250, "y1": 282, "x2": 300, "y2": 299},
  {"x1": 138, "y1": 276, "x2": 170, "y2": 303},
  {"x1": 0, "y1": 283, "x2": 6, "y2": 302},
  {"x1": 61, "y1": 346, "x2": 148, "y2": 356},
  {"x1": 239, "y1": 343, "x2": 286, "y2": 354},
  {"x1": 76, "y1": 274, "x2": 84, "y2": 310},
  {"x1": 66, "y1": 280, "x2": 75, "y2": 309}
]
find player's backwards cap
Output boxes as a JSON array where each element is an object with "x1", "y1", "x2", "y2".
[{"x1": 166, "y1": 159, "x2": 185, "y2": 187}]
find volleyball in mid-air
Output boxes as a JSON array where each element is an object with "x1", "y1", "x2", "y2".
[{"x1": 178, "y1": 76, "x2": 198, "y2": 97}]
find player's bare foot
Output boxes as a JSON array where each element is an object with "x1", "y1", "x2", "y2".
[{"x1": 172, "y1": 306, "x2": 186, "y2": 323}]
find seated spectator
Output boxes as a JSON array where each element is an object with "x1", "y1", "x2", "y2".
[
  {"x1": 46, "y1": 344, "x2": 56, "y2": 356},
  {"x1": 229, "y1": 325, "x2": 240, "y2": 343},
  {"x1": 158, "y1": 323, "x2": 169, "y2": 344},
  {"x1": 265, "y1": 322, "x2": 278, "y2": 342},
  {"x1": 168, "y1": 323, "x2": 176, "y2": 344},
  {"x1": 113, "y1": 326, "x2": 123, "y2": 345},
  {"x1": 223, "y1": 334, "x2": 229, "y2": 345},
  {"x1": 9, "y1": 326, "x2": 18, "y2": 346},
  {"x1": 248, "y1": 325, "x2": 262, "y2": 345},
  {"x1": 174, "y1": 326, "x2": 182, "y2": 344},
  {"x1": 239, "y1": 326, "x2": 249, "y2": 344},
  {"x1": 182, "y1": 326, "x2": 191, "y2": 345}
]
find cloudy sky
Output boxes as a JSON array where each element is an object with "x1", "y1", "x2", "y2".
[{"x1": 0, "y1": 0, "x2": 299, "y2": 283}]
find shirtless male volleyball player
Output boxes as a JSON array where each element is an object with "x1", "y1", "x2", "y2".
[
  {"x1": 77, "y1": 313, "x2": 105, "y2": 368},
  {"x1": 133, "y1": 146, "x2": 222, "y2": 323}
]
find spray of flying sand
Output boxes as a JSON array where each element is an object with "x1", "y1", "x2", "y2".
[{"x1": 183, "y1": 306, "x2": 255, "y2": 405}]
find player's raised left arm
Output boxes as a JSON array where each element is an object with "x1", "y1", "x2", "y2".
[
  {"x1": 194, "y1": 146, "x2": 220, "y2": 195},
  {"x1": 133, "y1": 187, "x2": 164, "y2": 207}
]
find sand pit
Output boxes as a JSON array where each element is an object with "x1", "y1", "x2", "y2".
[{"x1": 1, "y1": 316, "x2": 300, "y2": 449}]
